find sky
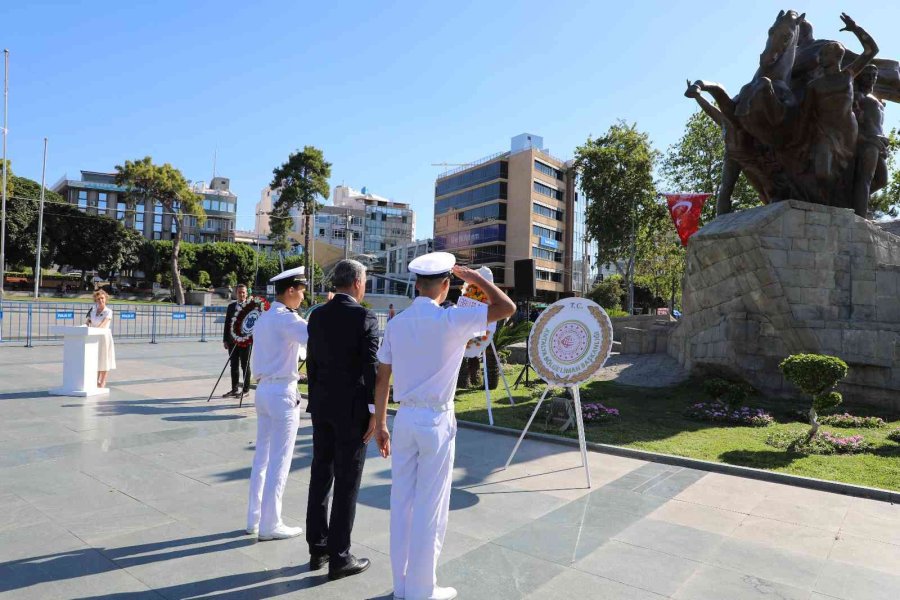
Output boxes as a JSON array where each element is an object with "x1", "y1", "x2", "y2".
[{"x1": 4, "y1": 0, "x2": 900, "y2": 237}]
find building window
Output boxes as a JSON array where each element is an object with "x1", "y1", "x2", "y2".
[
  {"x1": 536, "y1": 268, "x2": 562, "y2": 282},
  {"x1": 135, "y1": 210, "x2": 145, "y2": 231},
  {"x1": 116, "y1": 202, "x2": 126, "y2": 221},
  {"x1": 457, "y1": 202, "x2": 506, "y2": 224},
  {"x1": 533, "y1": 202, "x2": 563, "y2": 220},
  {"x1": 435, "y1": 160, "x2": 508, "y2": 197},
  {"x1": 532, "y1": 224, "x2": 563, "y2": 241},
  {"x1": 434, "y1": 224, "x2": 506, "y2": 251},
  {"x1": 153, "y1": 214, "x2": 162, "y2": 233},
  {"x1": 97, "y1": 192, "x2": 108, "y2": 211},
  {"x1": 77, "y1": 190, "x2": 88, "y2": 209},
  {"x1": 435, "y1": 182, "x2": 507, "y2": 215},
  {"x1": 534, "y1": 181, "x2": 563, "y2": 200},
  {"x1": 532, "y1": 246, "x2": 562, "y2": 262},
  {"x1": 534, "y1": 160, "x2": 563, "y2": 180}
]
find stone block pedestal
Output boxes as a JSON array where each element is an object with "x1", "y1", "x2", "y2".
[{"x1": 668, "y1": 200, "x2": 900, "y2": 411}]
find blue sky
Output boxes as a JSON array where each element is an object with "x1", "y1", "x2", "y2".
[{"x1": 4, "y1": 0, "x2": 900, "y2": 236}]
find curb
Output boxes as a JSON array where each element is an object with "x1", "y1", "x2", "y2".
[{"x1": 442, "y1": 414, "x2": 900, "y2": 504}]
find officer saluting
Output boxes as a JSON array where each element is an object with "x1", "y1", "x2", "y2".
[
  {"x1": 373, "y1": 252, "x2": 516, "y2": 600},
  {"x1": 246, "y1": 266, "x2": 309, "y2": 541}
]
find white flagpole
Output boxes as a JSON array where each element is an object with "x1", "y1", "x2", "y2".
[
  {"x1": 34, "y1": 138, "x2": 47, "y2": 299},
  {"x1": 0, "y1": 49, "x2": 9, "y2": 298}
]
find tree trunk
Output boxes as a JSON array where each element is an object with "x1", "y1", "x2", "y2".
[
  {"x1": 171, "y1": 217, "x2": 185, "y2": 305},
  {"x1": 486, "y1": 349, "x2": 500, "y2": 390},
  {"x1": 805, "y1": 407, "x2": 819, "y2": 443},
  {"x1": 467, "y1": 357, "x2": 482, "y2": 388}
]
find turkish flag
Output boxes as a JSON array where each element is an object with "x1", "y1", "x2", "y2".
[{"x1": 664, "y1": 193, "x2": 711, "y2": 246}]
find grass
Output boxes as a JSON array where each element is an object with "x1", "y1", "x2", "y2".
[{"x1": 452, "y1": 366, "x2": 900, "y2": 492}]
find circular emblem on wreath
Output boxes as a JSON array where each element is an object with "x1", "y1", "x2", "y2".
[
  {"x1": 231, "y1": 296, "x2": 271, "y2": 348},
  {"x1": 528, "y1": 298, "x2": 613, "y2": 386}
]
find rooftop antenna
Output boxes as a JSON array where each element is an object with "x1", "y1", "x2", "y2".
[{"x1": 212, "y1": 147, "x2": 217, "y2": 181}]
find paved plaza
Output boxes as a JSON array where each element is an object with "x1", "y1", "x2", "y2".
[{"x1": 1, "y1": 341, "x2": 899, "y2": 599}]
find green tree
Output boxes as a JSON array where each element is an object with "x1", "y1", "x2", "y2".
[
  {"x1": 0, "y1": 163, "x2": 68, "y2": 270},
  {"x1": 634, "y1": 201, "x2": 686, "y2": 311},
  {"x1": 660, "y1": 110, "x2": 761, "y2": 224},
  {"x1": 575, "y1": 121, "x2": 659, "y2": 314},
  {"x1": 46, "y1": 212, "x2": 141, "y2": 285},
  {"x1": 192, "y1": 242, "x2": 256, "y2": 287},
  {"x1": 869, "y1": 128, "x2": 900, "y2": 219},
  {"x1": 115, "y1": 157, "x2": 205, "y2": 304},
  {"x1": 588, "y1": 277, "x2": 624, "y2": 311},
  {"x1": 270, "y1": 146, "x2": 331, "y2": 291}
]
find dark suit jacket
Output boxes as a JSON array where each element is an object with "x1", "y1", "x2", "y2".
[
  {"x1": 306, "y1": 294, "x2": 379, "y2": 422},
  {"x1": 223, "y1": 301, "x2": 239, "y2": 344}
]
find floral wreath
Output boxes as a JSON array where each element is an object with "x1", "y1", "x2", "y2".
[
  {"x1": 230, "y1": 296, "x2": 271, "y2": 348},
  {"x1": 528, "y1": 304, "x2": 613, "y2": 385}
]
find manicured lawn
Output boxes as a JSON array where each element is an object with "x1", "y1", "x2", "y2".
[{"x1": 453, "y1": 366, "x2": 900, "y2": 492}]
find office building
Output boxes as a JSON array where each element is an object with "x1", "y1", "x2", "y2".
[
  {"x1": 433, "y1": 134, "x2": 597, "y2": 300},
  {"x1": 52, "y1": 171, "x2": 237, "y2": 243}
]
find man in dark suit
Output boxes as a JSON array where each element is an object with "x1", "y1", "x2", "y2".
[
  {"x1": 223, "y1": 284, "x2": 251, "y2": 398},
  {"x1": 306, "y1": 259, "x2": 378, "y2": 580}
]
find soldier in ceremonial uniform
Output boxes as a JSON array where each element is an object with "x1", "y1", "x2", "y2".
[
  {"x1": 373, "y1": 252, "x2": 516, "y2": 600},
  {"x1": 246, "y1": 267, "x2": 309, "y2": 541},
  {"x1": 223, "y1": 283, "x2": 251, "y2": 398}
]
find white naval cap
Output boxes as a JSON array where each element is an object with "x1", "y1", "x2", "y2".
[
  {"x1": 269, "y1": 266, "x2": 307, "y2": 285},
  {"x1": 408, "y1": 251, "x2": 456, "y2": 279}
]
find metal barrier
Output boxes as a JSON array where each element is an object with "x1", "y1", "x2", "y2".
[{"x1": 0, "y1": 300, "x2": 390, "y2": 346}]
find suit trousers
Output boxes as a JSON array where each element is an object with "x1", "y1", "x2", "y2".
[
  {"x1": 306, "y1": 411, "x2": 369, "y2": 567},
  {"x1": 229, "y1": 344, "x2": 251, "y2": 392},
  {"x1": 247, "y1": 381, "x2": 300, "y2": 534},
  {"x1": 390, "y1": 406, "x2": 456, "y2": 600}
]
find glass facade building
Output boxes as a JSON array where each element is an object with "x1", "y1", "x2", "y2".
[{"x1": 51, "y1": 171, "x2": 237, "y2": 244}]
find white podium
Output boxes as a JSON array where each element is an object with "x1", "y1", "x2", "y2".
[{"x1": 49, "y1": 326, "x2": 110, "y2": 397}]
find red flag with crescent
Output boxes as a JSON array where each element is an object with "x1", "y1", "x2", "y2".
[{"x1": 664, "y1": 193, "x2": 711, "y2": 246}]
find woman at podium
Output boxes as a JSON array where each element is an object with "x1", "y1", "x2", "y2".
[{"x1": 86, "y1": 289, "x2": 116, "y2": 388}]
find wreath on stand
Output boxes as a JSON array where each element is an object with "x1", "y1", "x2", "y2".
[{"x1": 230, "y1": 296, "x2": 271, "y2": 347}]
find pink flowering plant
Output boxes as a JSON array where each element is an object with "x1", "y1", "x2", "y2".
[
  {"x1": 767, "y1": 428, "x2": 874, "y2": 455},
  {"x1": 685, "y1": 401, "x2": 774, "y2": 427},
  {"x1": 888, "y1": 429, "x2": 900, "y2": 443},
  {"x1": 817, "y1": 413, "x2": 885, "y2": 429},
  {"x1": 581, "y1": 402, "x2": 620, "y2": 423}
]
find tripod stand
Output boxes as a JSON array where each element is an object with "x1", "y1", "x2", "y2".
[
  {"x1": 207, "y1": 343, "x2": 253, "y2": 407},
  {"x1": 513, "y1": 299, "x2": 538, "y2": 389}
]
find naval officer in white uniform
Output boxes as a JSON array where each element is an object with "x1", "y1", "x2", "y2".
[
  {"x1": 246, "y1": 266, "x2": 309, "y2": 540},
  {"x1": 373, "y1": 252, "x2": 516, "y2": 600}
]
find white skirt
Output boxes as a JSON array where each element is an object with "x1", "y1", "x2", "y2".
[{"x1": 98, "y1": 329, "x2": 116, "y2": 371}]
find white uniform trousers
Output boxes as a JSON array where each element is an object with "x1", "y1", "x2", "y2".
[
  {"x1": 390, "y1": 406, "x2": 456, "y2": 600},
  {"x1": 247, "y1": 381, "x2": 300, "y2": 534}
]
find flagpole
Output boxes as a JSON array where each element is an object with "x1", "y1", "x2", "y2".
[
  {"x1": 1, "y1": 49, "x2": 9, "y2": 298},
  {"x1": 34, "y1": 138, "x2": 47, "y2": 299}
]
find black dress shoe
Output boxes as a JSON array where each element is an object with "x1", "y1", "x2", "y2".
[
  {"x1": 310, "y1": 553, "x2": 329, "y2": 571},
  {"x1": 328, "y1": 556, "x2": 370, "y2": 580},
  {"x1": 222, "y1": 390, "x2": 238, "y2": 398}
]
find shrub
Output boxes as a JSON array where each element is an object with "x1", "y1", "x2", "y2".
[
  {"x1": 766, "y1": 429, "x2": 873, "y2": 455},
  {"x1": 223, "y1": 271, "x2": 238, "y2": 288},
  {"x1": 588, "y1": 278, "x2": 624, "y2": 311},
  {"x1": 817, "y1": 413, "x2": 885, "y2": 428},
  {"x1": 581, "y1": 403, "x2": 620, "y2": 423},
  {"x1": 780, "y1": 354, "x2": 848, "y2": 442},
  {"x1": 685, "y1": 401, "x2": 774, "y2": 427},
  {"x1": 887, "y1": 429, "x2": 900, "y2": 443},
  {"x1": 702, "y1": 377, "x2": 752, "y2": 405},
  {"x1": 196, "y1": 270, "x2": 212, "y2": 289}
]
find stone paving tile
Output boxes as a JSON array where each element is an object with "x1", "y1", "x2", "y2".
[
  {"x1": 710, "y1": 537, "x2": 826, "y2": 590},
  {"x1": 575, "y1": 539, "x2": 701, "y2": 597},
  {"x1": 828, "y1": 531, "x2": 900, "y2": 574},
  {"x1": 812, "y1": 559, "x2": 900, "y2": 600},
  {"x1": 644, "y1": 498, "x2": 747, "y2": 536},
  {"x1": 730, "y1": 514, "x2": 838, "y2": 559},
  {"x1": 672, "y1": 564, "x2": 811, "y2": 600},
  {"x1": 527, "y1": 568, "x2": 668, "y2": 599},
  {"x1": 749, "y1": 484, "x2": 852, "y2": 532},
  {"x1": 613, "y1": 518, "x2": 725, "y2": 563}
]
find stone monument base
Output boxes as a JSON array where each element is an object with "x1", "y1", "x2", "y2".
[{"x1": 668, "y1": 200, "x2": 900, "y2": 411}]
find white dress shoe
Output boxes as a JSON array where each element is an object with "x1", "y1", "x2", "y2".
[
  {"x1": 246, "y1": 525, "x2": 258, "y2": 535},
  {"x1": 258, "y1": 525, "x2": 303, "y2": 541},
  {"x1": 429, "y1": 587, "x2": 457, "y2": 600}
]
